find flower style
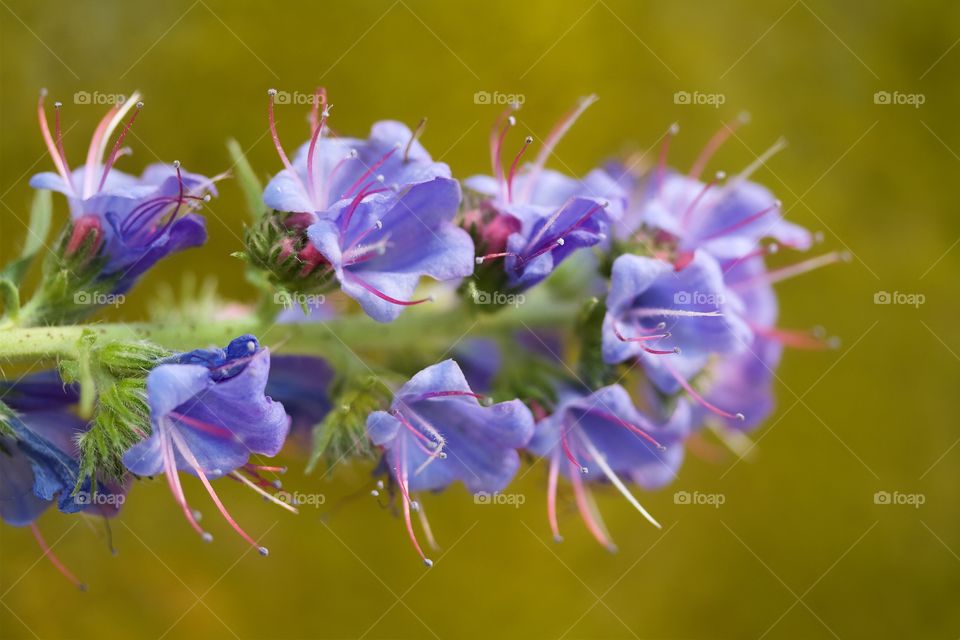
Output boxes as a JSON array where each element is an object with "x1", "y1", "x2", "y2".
[
  {"x1": 366, "y1": 360, "x2": 534, "y2": 565},
  {"x1": 466, "y1": 97, "x2": 626, "y2": 290},
  {"x1": 526, "y1": 384, "x2": 689, "y2": 549},
  {"x1": 28, "y1": 91, "x2": 218, "y2": 293},
  {"x1": 122, "y1": 335, "x2": 291, "y2": 554}
]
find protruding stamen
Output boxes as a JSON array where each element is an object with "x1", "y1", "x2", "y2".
[
  {"x1": 656, "y1": 123, "x2": 680, "y2": 195},
  {"x1": 699, "y1": 200, "x2": 780, "y2": 242},
  {"x1": 404, "y1": 117, "x2": 427, "y2": 163},
  {"x1": 492, "y1": 115, "x2": 516, "y2": 196},
  {"x1": 506, "y1": 135, "x2": 533, "y2": 203},
  {"x1": 98, "y1": 100, "x2": 143, "y2": 192},
  {"x1": 37, "y1": 91, "x2": 74, "y2": 194},
  {"x1": 52, "y1": 101, "x2": 75, "y2": 189},
  {"x1": 732, "y1": 137, "x2": 787, "y2": 185},
  {"x1": 29, "y1": 524, "x2": 85, "y2": 590},
  {"x1": 229, "y1": 471, "x2": 298, "y2": 514},
  {"x1": 346, "y1": 273, "x2": 432, "y2": 307},
  {"x1": 569, "y1": 461, "x2": 616, "y2": 551},
  {"x1": 680, "y1": 171, "x2": 725, "y2": 229},
  {"x1": 733, "y1": 251, "x2": 850, "y2": 289},
  {"x1": 341, "y1": 146, "x2": 397, "y2": 199},
  {"x1": 547, "y1": 452, "x2": 562, "y2": 543},
  {"x1": 665, "y1": 362, "x2": 744, "y2": 422},
  {"x1": 580, "y1": 435, "x2": 662, "y2": 529},
  {"x1": 560, "y1": 426, "x2": 588, "y2": 474},
  {"x1": 688, "y1": 113, "x2": 749, "y2": 179},
  {"x1": 520, "y1": 95, "x2": 598, "y2": 202}
]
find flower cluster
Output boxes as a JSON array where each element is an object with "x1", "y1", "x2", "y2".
[{"x1": 0, "y1": 88, "x2": 842, "y2": 584}]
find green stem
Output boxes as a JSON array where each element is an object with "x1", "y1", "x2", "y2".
[{"x1": 0, "y1": 295, "x2": 578, "y2": 365}]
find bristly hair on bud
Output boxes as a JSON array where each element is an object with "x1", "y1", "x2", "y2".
[{"x1": 306, "y1": 375, "x2": 388, "y2": 473}]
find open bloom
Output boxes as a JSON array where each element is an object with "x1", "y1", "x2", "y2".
[
  {"x1": 366, "y1": 360, "x2": 534, "y2": 565},
  {"x1": 527, "y1": 384, "x2": 689, "y2": 549},
  {"x1": 29, "y1": 92, "x2": 217, "y2": 293},
  {"x1": 466, "y1": 97, "x2": 625, "y2": 290},
  {"x1": 122, "y1": 335, "x2": 291, "y2": 554},
  {"x1": 602, "y1": 251, "x2": 751, "y2": 405},
  {"x1": 262, "y1": 89, "x2": 474, "y2": 321}
]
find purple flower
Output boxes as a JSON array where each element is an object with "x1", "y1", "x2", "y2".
[
  {"x1": 307, "y1": 177, "x2": 474, "y2": 322},
  {"x1": 122, "y1": 335, "x2": 291, "y2": 555},
  {"x1": 262, "y1": 90, "x2": 475, "y2": 322},
  {"x1": 28, "y1": 92, "x2": 217, "y2": 293},
  {"x1": 602, "y1": 252, "x2": 751, "y2": 401},
  {"x1": 263, "y1": 88, "x2": 449, "y2": 217},
  {"x1": 526, "y1": 384, "x2": 690, "y2": 548},
  {"x1": 466, "y1": 98, "x2": 626, "y2": 290},
  {"x1": 611, "y1": 124, "x2": 811, "y2": 262},
  {"x1": 366, "y1": 359, "x2": 534, "y2": 565}
]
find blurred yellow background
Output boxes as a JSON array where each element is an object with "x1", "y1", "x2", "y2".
[{"x1": 1, "y1": 1, "x2": 959, "y2": 638}]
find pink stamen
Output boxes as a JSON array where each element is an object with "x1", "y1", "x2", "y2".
[
  {"x1": 29, "y1": 523, "x2": 85, "y2": 590},
  {"x1": 37, "y1": 91, "x2": 74, "y2": 194},
  {"x1": 83, "y1": 103, "x2": 121, "y2": 196},
  {"x1": 665, "y1": 362, "x2": 744, "y2": 422},
  {"x1": 569, "y1": 462, "x2": 615, "y2": 551},
  {"x1": 267, "y1": 89, "x2": 296, "y2": 173},
  {"x1": 689, "y1": 114, "x2": 748, "y2": 179},
  {"x1": 160, "y1": 428, "x2": 209, "y2": 540},
  {"x1": 492, "y1": 117, "x2": 515, "y2": 197},
  {"x1": 656, "y1": 123, "x2": 680, "y2": 196},
  {"x1": 340, "y1": 181, "x2": 389, "y2": 234},
  {"x1": 306, "y1": 99, "x2": 330, "y2": 206},
  {"x1": 750, "y1": 323, "x2": 834, "y2": 350},
  {"x1": 560, "y1": 426, "x2": 588, "y2": 474},
  {"x1": 699, "y1": 201, "x2": 780, "y2": 242},
  {"x1": 506, "y1": 135, "x2": 533, "y2": 203},
  {"x1": 98, "y1": 101, "x2": 143, "y2": 192},
  {"x1": 611, "y1": 320, "x2": 671, "y2": 344},
  {"x1": 396, "y1": 445, "x2": 432, "y2": 566},
  {"x1": 52, "y1": 101, "x2": 75, "y2": 189},
  {"x1": 585, "y1": 408, "x2": 666, "y2": 450},
  {"x1": 246, "y1": 464, "x2": 287, "y2": 473},
  {"x1": 342, "y1": 146, "x2": 397, "y2": 199},
  {"x1": 309, "y1": 86, "x2": 327, "y2": 135},
  {"x1": 733, "y1": 251, "x2": 849, "y2": 289},
  {"x1": 346, "y1": 273, "x2": 431, "y2": 307},
  {"x1": 168, "y1": 411, "x2": 235, "y2": 439},
  {"x1": 391, "y1": 409, "x2": 434, "y2": 446},
  {"x1": 520, "y1": 95, "x2": 598, "y2": 202},
  {"x1": 475, "y1": 251, "x2": 518, "y2": 265},
  {"x1": 680, "y1": 172, "x2": 725, "y2": 230},
  {"x1": 547, "y1": 452, "x2": 562, "y2": 542},
  {"x1": 404, "y1": 117, "x2": 428, "y2": 163},
  {"x1": 489, "y1": 106, "x2": 517, "y2": 181},
  {"x1": 169, "y1": 428, "x2": 268, "y2": 555}
]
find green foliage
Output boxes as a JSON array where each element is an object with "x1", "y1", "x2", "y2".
[
  {"x1": 0, "y1": 189, "x2": 52, "y2": 286},
  {"x1": 227, "y1": 138, "x2": 268, "y2": 222},
  {"x1": 306, "y1": 375, "x2": 390, "y2": 473},
  {"x1": 78, "y1": 377, "x2": 150, "y2": 485}
]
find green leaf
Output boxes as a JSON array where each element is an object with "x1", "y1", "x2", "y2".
[
  {"x1": 227, "y1": 138, "x2": 267, "y2": 222},
  {"x1": 0, "y1": 190, "x2": 53, "y2": 285},
  {"x1": 0, "y1": 278, "x2": 19, "y2": 321}
]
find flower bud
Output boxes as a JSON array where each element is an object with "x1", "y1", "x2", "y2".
[{"x1": 64, "y1": 215, "x2": 104, "y2": 262}]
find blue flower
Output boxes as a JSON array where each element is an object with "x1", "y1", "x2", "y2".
[
  {"x1": 465, "y1": 98, "x2": 626, "y2": 290},
  {"x1": 307, "y1": 177, "x2": 474, "y2": 322},
  {"x1": 602, "y1": 252, "x2": 753, "y2": 421},
  {"x1": 29, "y1": 92, "x2": 217, "y2": 293},
  {"x1": 526, "y1": 384, "x2": 689, "y2": 549},
  {"x1": 122, "y1": 335, "x2": 291, "y2": 554},
  {"x1": 366, "y1": 360, "x2": 534, "y2": 565},
  {"x1": 263, "y1": 89, "x2": 449, "y2": 217},
  {"x1": 610, "y1": 124, "x2": 811, "y2": 261}
]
